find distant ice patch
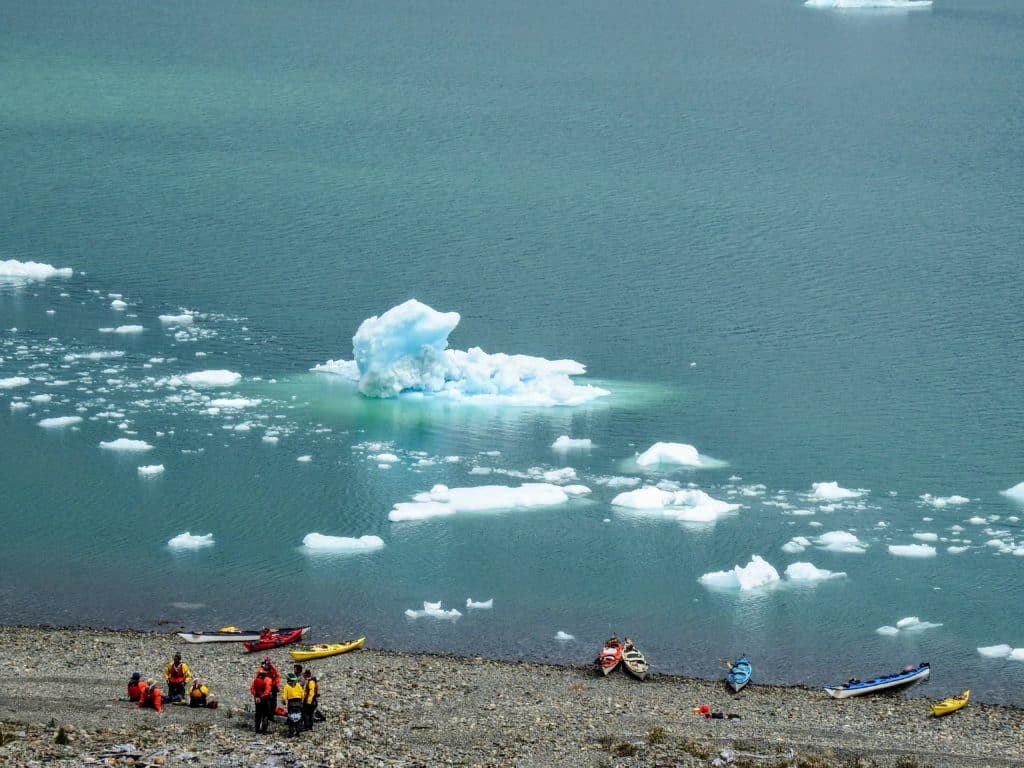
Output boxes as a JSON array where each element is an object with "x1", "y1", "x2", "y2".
[
  {"x1": 809, "y1": 482, "x2": 865, "y2": 501},
  {"x1": 699, "y1": 555, "x2": 781, "y2": 591},
  {"x1": 782, "y1": 536, "x2": 812, "y2": 554},
  {"x1": 784, "y1": 562, "x2": 846, "y2": 581},
  {"x1": 635, "y1": 442, "x2": 701, "y2": 467},
  {"x1": 0, "y1": 376, "x2": 30, "y2": 389},
  {"x1": 920, "y1": 494, "x2": 970, "y2": 508},
  {"x1": 389, "y1": 483, "x2": 570, "y2": 522},
  {"x1": 312, "y1": 299, "x2": 609, "y2": 406},
  {"x1": 302, "y1": 533, "x2": 385, "y2": 552},
  {"x1": 466, "y1": 598, "x2": 493, "y2": 609},
  {"x1": 38, "y1": 416, "x2": 83, "y2": 428},
  {"x1": 0, "y1": 259, "x2": 73, "y2": 282},
  {"x1": 805, "y1": 0, "x2": 932, "y2": 8},
  {"x1": 404, "y1": 601, "x2": 462, "y2": 620},
  {"x1": 110, "y1": 299, "x2": 127, "y2": 310},
  {"x1": 209, "y1": 397, "x2": 261, "y2": 409},
  {"x1": 175, "y1": 370, "x2": 241, "y2": 388},
  {"x1": 159, "y1": 312, "x2": 194, "y2": 326},
  {"x1": 555, "y1": 631, "x2": 574, "y2": 641},
  {"x1": 816, "y1": 531, "x2": 868, "y2": 553},
  {"x1": 100, "y1": 438, "x2": 153, "y2": 452},
  {"x1": 977, "y1": 644, "x2": 1013, "y2": 659},
  {"x1": 611, "y1": 486, "x2": 739, "y2": 523},
  {"x1": 551, "y1": 435, "x2": 592, "y2": 451},
  {"x1": 896, "y1": 616, "x2": 942, "y2": 631},
  {"x1": 889, "y1": 543, "x2": 937, "y2": 557},
  {"x1": 168, "y1": 532, "x2": 214, "y2": 549},
  {"x1": 138, "y1": 465, "x2": 165, "y2": 476},
  {"x1": 296, "y1": 455, "x2": 312, "y2": 462},
  {"x1": 912, "y1": 532, "x2": 938, "y2": 542}
]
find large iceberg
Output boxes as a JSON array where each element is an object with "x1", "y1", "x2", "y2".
[
  {"x1": 0, "y1": 259, "x2": 73, "y2": 282},
  {"x1": 313, "y1": 299, "x2": 609, "y2": 406}
]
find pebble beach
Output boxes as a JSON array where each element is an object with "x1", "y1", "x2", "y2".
[{"x1": 0, "y1": 626, "x2": 1020, "y2": 767}]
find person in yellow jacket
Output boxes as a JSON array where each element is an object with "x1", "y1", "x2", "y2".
[
  {"x1": 164, "y1": 652, "x2": 192, "y2": 702},
  {"x1": 280, "y1": 672, "x2": 305, "y2": 737},
  {"x1": 188, "y1": 678, "x2": 210, "y2": 707},
  {"x1": 301, "y1": 669, "x2": 318, "y2": 731}
]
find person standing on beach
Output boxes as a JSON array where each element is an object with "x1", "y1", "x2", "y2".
[
  {"x1": 250, "y1": 669, "x2": 273, "y2": 733},
  {"x1": 301, "y1": 668, "x2": 318, "y2": 731},
  {"x1": 262, "y1": 657, "x2": 281, "y2": 719},
  {"x1": 281, "y1": 672, "x2": 305, "y2": 737},
  {"x1": 164, "y1": 652, "x2": 191, "y2": 702}
]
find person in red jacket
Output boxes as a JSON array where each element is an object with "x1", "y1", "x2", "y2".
[
  {"x1": 137, "y1": 681, "x2": 163, "y2": 712},
  {"x1": 250, "y1": 669, "x2": 273, "y2": 733},
  {"x1": 127, "y1": 672, "x2": 144, "y2": 702},
  {"x1": 261, "y1": 658, "x2": 281, "y2": 720}
]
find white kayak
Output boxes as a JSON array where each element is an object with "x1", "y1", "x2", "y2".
[{"x1": 177, "y1": 626, "x2": 262, "y2": 643}]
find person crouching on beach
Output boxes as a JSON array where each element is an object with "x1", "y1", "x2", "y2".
[
  {"x1": 301, "y1": 669, "x2": 318, "y2": 731},
  {"x1": 127, "y1": 672, "x2": 144, "y2": 702},
  {"x1": 189, "y1": 678, "x2": 209, "y2": 707},
  {"x1": 164, "y1": 652, "x2": 191, "y2": 702},
  {"x1": 281, "y1": 672, "x2": 305, "y2": 737},
  {"x1": 137, "y1": 681, "x2": 163, "y2": 712},
  {"x1": 250, "y1": 669, "x2": 273, "y2": 733}
]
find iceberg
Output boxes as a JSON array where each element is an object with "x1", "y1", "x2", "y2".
[
  {"x1": 816, "y1": 531, "x2": 868, "y2": 553},
  {"x1": 138, "y1": 465, "x2": 165, "y2": 476},
  {"x1": 635, "y1": 442, "x2": 701, "y2": 467},
  {"x1": 466, "y1": 598, "x2": 493, "y2": 609},
  {"x1": 100, "y1": 438, "x2": 153, "y2": 452},
  {"x1": 888, "y1": 543, "x2": 937, "y2": 558},
  {"x1": 404, "y1": 601, "x2": 462, "y2": 620},
  {"x1": 784, "y1": 562, "x2": 846, "y2": 581},
  {"x1": 555, "y1": 631, "x2": 575, "y2": 641},
  {"x1": 302, "y1": 533, "x2": 385, "y2": 552},
  {"x1": 0, "y1": 376, "x2": 30, "y2": 389},
  {"x1": 977, "y1": 644, "x2": 1013, "y2": 659},
  {"x1": 805, "y1": 0, "x2": 932, "y2": 8},
  {"x1": 313, "y1": 299, "x2": 609, "y2": 406},
  {"x1": 551, "y1": 435, "x2": 592, "y2": 451},
  {"x1": 0, "y1": 259, "x2": 73, "y2": 282},
  {"x1": 699, "y1": 555, "x2": 781, "y2": 591},
  {"x1": 1000, "y1": 482, "x2": 1024, "y2": 503},
  {"x1": 38, "y1": 416, "x2": 83, "y2": 428},
  {"x1": 611, "y1": 486, "x2": 739, "y2": 522},
  {"x1": 168, "y1": 532, "x2": 214, "y2": 549},
  {"x1": 809, "y1": 482, "x2": 865, "y2": 501},
  {"x1": 172, "y1": 370, "x2": 242, "y2": 388},
  {"x1": 389, "y1": 483, "x2": 570, "y2": 522}
]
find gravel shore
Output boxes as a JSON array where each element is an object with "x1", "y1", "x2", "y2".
[{"x1": 0, "y1": 626, "x2": 1019, "y2": 767}]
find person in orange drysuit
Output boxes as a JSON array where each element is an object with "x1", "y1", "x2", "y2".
[
  {"x1": 137, "y1": 681, "x2": 163, "y2": 712},
  {"x1": 250, "y1": 669, "x2": 273, "y2": 733}
]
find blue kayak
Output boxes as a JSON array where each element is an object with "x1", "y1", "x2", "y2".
[
  {"x1": 825, "y1": 662, "x2": 930, "y2": 699},
  {"x1": 727, "y1": 655, "x2": 752, "y2": 692}
]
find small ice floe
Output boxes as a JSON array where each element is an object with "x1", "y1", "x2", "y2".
[
  {"x1": 551, "y1": 435, "x2": 592, "y2": 451},
  {"x1": 635, "y1": 442, "x2": 716, "y2": 468},
  {"x1": 977, "y1": 644, "x2": 1013, "y2": 659},
  {"x1": 611, "y1": 486, "x2": 739, "y2": 523},
  {"x1": 174, "y1": 370, "x2": 241, "y2": 388},
  {"x1": 815, "y1": 531, "x2": 868, "y2": 553},
  {"x1": 159, "y1": 313, "x2": 194, "y2": 326},
  {"x1": 38, "y1": 415, "x2": 83, "y2": 428},
  {"x1": 782, "y1": 536, "x2": 812, "y2": 554},
  {"x1": 805, "y1": 0, "x2": 932, "y2": 8},
  {"x1": 920, "y1": 494, "x2": 970, "y2": 508},
  {"x1": 912, "y1": 532, "x2": 938, "y2": 542},
  {"x1": 296, "y1": 455, "x2": 312, "y2": 462},
  {"x1": 1000, "y1": 482, "x2": 1024, "y2": 503},
  {"x1": 966, "y1": 516, "x2": 987, "y2": 525},
  {"x1": 389, "y1": 483, "x2": 570, "y2": 522},
  {"x1": 808, "y1": 482, "x2": 866, "y2": 501},
  {"x1": 30, "y1": 394, "x2": 52, "y2": 403},
  {"x1": 9, "y1": 400, "x2": 30, "y2": 411},
  {"x1": 374, "y1": 453, "x2": 400, "y2": 463},
  {"x1": 563, "y1": 484, "x2": 592, "y2": 496},
  {"x1": 0, "y1": 259, "x2": 72, "y2": 282},
  {"x1": 138, "y1": 465, "x2": 165, "y2": 476},
  {"x1": 593, "y1": 476, "x2": 641, "y2": 488},
  {"x1": 262, "y1": 434, "x2": 279, "y2": 445},
  {"x1": 404, "y1": 601, "x2": 462, "y2": 620},
  {"x1": 896, "y1": 616, "x2": 942, "y2": 631},
  {"x1": 0, "y1": 376, "x2": 30, "y2": 389},
  {"x1": 99, "y1": 438, "x2": 153, "y2": 452},
  {"x1": 699, "y1": 555, "x2": 781, "y2": 591},
  {"x1": 466, "y1": 598, "x2": 493, "y2": 609},
  {"x1": 168, "y1": 532, "x2": 214, "y2": 549},
  {"x1": 876, "y1": 626, "x2": 900, "y2": 636},
  {"x1": 110, "y1": 325, "x2": 143, "y2": 334},
  {"x1": 110, "y1": 299, "x2": 127, "y2": 310},
  {"x1": 888, "y1": 543, "x2": 937, "y2": 557},
  {"x1": 783, "y1": 562, "x2": 846, "y2": 582},
  {"x1": 302, "y1": 533, "x2": 384, "y2": 552},
  {"x1": 209, "y1": 398, "x2": 261, "y2": 409},
  {"x1": 555, "y1": 631, "x2": 575, "y2": 641}
]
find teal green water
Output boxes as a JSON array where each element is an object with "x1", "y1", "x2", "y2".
[{"x1": 2, "y1": 0, "x2": 1023, "y2": 702}]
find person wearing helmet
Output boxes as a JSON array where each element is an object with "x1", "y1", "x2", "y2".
[
  {"x1": 261, "y1": 656, "x2": 281, "y2": 720},
  {"x1": 281, "y1": 673, "x2": 305, "y2": 737},
  {"x1": 127, "y1": 671, "x2": 144, "y2": 702}
]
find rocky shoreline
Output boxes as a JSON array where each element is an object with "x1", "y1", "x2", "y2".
[{"x1": 0, "y1": 625, "x2": 1020, "y2": 767}]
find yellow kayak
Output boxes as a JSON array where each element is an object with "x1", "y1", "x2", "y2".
[
  {"x1": 931, "y1": 689, "x2": 969, "y2": 717},
  {"x1": 288, "y1": 637, "x2": 365, "y2": 661}
]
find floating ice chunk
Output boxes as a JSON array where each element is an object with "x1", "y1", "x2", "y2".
[
  {"x1": 876, "y1": 626, "x2": 900, "y2": 636},
  {"x1": 302, "y1": 533, "x2": 385, "y2": 552},
  {"x1": 64, "y1": 351, "x2": 125, "y2": 362},
  {"x1": 0, "y1": 376, "x2": 30, "y2": 389},
  {"x1": 9, "y1": 400, "x2": 30, "y2": 411},
  {"x1": 947, "y1": 546, "x2": 969, "y2": 554},
  {"x1": 611, "y1": 486, "x2": 739, "y2": 522},
  {"x1": 100, "y1": 438, "x2": 153, "y2": 452},
  {"x1": 784, "y1": 562, "x2": 846, "y2": 581},
  {"x1": 912, "y1": 532, "x2": 938, "y2": 542},
  {"x1": 551, "y1": 435, "x2": 592, "y2": 451},
  {"x1": 110, "y1": 299, "x2": 127, "y2": 310},
  {"x1": 635, "y1": 442, "x2": 701, "y2": 467},
  {"x1": 466, "y1": 598, "x2": 493, "y2": 609},
  {"x1": 966, "y1": 516, "x2": 987, "y2": 525},
  {"x1": 374, "y1": 453, "x2": 400, "y2": 463},
  {"x1": 977, "y1": 644, "x2": 1013, "y2": 659},
  {"x1": 389, "y1": 483, "x2": 569, "y2": 522},
  {"x1": 111, "y1": 324, "x2": 143, "y2": 334},
  {"x1": 38, "y1": 416, "x2": 83, "y2": 428},
  {"x1": 176, "y1": 370, "x2": 241, "y2": 388},
  {"x1": 555, "y1": 631, "x2": 574, "y2": 641},
  {"x1": 1010, "y1": 649, "x2": 1024, "y2": 661},
  {"x1": 168, "y1": 532, "x2": 214, "y2": 549},
  {"x1": 896, "y1": 616, "x2": 942, "y2": 631},
  {"x1": 159, "y1": 313, "x2": 194, "y2": 326},
  {"x1": 314, "y1": 299, "x2": 608, "y2": 405},
  {"x1": 816, "y1": 531, "x2": 867, "y2": 553},
  {"x1": 404, "y1": 601, "x2": 462, "y2": 620},
  {"x1": 138, "y1": 465, "x2": 165, "y2": 476},
  {"x1": 563, "y1": 484, "x2": 592, "y2": 496},
  {"x1": 889, "y1": 543, "x2": 937, "y2": 557},
  {"x1": 594, "y1": 476, "x2": 641, "y2": 488},
  {"x1": 782, "y1": 536, "x2": 811, "y2": 554},
  {"x1": 920, "y1": 494, "x2": 970, "y2": 508},
  {"x1": 30, "y1": 394, "x2": 52, "y2": 403},
  {"x1": 296, "y1": 455, "x2": 312, "y2": 462},
  {"x1": 699, "y1": 555, "x2": 781, "y2": 591},
  {"x1": 809, "y1": 482, "x2": 865, "y2": 501},
  {"x1": 0, "y1": 259, "x2": 73, "y2": 281},
  {"x1": 1000, "y1": 482, "x2": 1024, "y2": 503},
  {"x1": 209, "y1": 397, "x2": 261, "y2": 409},
  {"x1": 805, "y1": 0, "x2": 931, "y2": 8}
]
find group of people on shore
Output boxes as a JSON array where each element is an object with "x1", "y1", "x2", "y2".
[{"x1": 126, "y1": 650, "x2": 321, "y2": 737}]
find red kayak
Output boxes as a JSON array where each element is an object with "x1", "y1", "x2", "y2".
[
  {"x1": 243, "y1": 626, "x2": 311, "y2": 653},
  {"x1": 595, "y1": 637, "x2": 623, "y2": 676}
]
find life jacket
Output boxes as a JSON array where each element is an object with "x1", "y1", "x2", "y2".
[
  {"x1": 139, "y1": 685, "x2": 162, "y2": 712},
  {"x1": 267, "y1": 663, "x2": 280, "y2": 689},
  {"x1": 281, "y1": 681, "x2": 304, "y2": 704},
  {"x1": 166, "y1": 661, "x2": 188, "y2": 684},
  {"x1": 189, "y1": 683, "x2": 208, "y2": 707},
  {"x1": 250, "y1": 673, "x2": 272, "y2": 699},
  {"x1": 303, "y1": 677, "x2": 318, "y2": 705},
  {"x1": 127, "y1": 680, "x2": 143, "y2": 701}
]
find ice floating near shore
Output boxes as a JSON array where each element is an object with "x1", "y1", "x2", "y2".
[
  {"x1": 100, "y1": 438, "x2": 153, "y2": 452},
  {"x1": 405, "y1": 601, "x2": 462, "y2": 620},
  {"x1": 805, "y1": 0, "x2": 932, "y2": 8},
  {"x1": 38, "y1": 416, "x2": 83, "y2": 428},
  {"x1": 1001, "y1": 482, "x2": 1024, "y2": 503},
  {"x1": 0, "y1": 376, "x2": 30, "y2": 389},
  {"x1": 312, "y1": 299, "x2": 609, "y2": 405},
  {"x1": 700, "y1": 555, "x2": 781, "y2": 591},
  {"x1": 0, "y1": 259, "x2": 73, "y2": 282},
  {"x1": 889, "y1": 543, "x2": 937, "y2": 557},
  {"x1": 466, "y1": 598, "x2": 493, "y2": 609},
  {"x1": 168, "y1": 532, "x2": 214, "y2": 549},
  {"x1": 809, "y1": 482, "x2": 865, "y2": 501},
  {"x1": 389, "y1": 483, "x2": 570, "y2": 521},
  {"x1": 138, "y1": 465, "x2": 165, "y2": 476},
  {"x1": 611, "y1": 486, "x2": 739, "y2": 522},
  {"x1": 552, "y1": 435, "x2": 592, "y2": 451},
  {"x1": 302, "y1": 533, "x2": 385, "y2": 552}
]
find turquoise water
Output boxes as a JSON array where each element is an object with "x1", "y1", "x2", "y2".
[{"x1": 2, "y1": 0, "x2": 1023, "y2": 702}]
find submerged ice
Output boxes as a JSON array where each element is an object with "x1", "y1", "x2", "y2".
[{"x1": 313, "y1": 299, "x2": 609, "y2": 405}]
